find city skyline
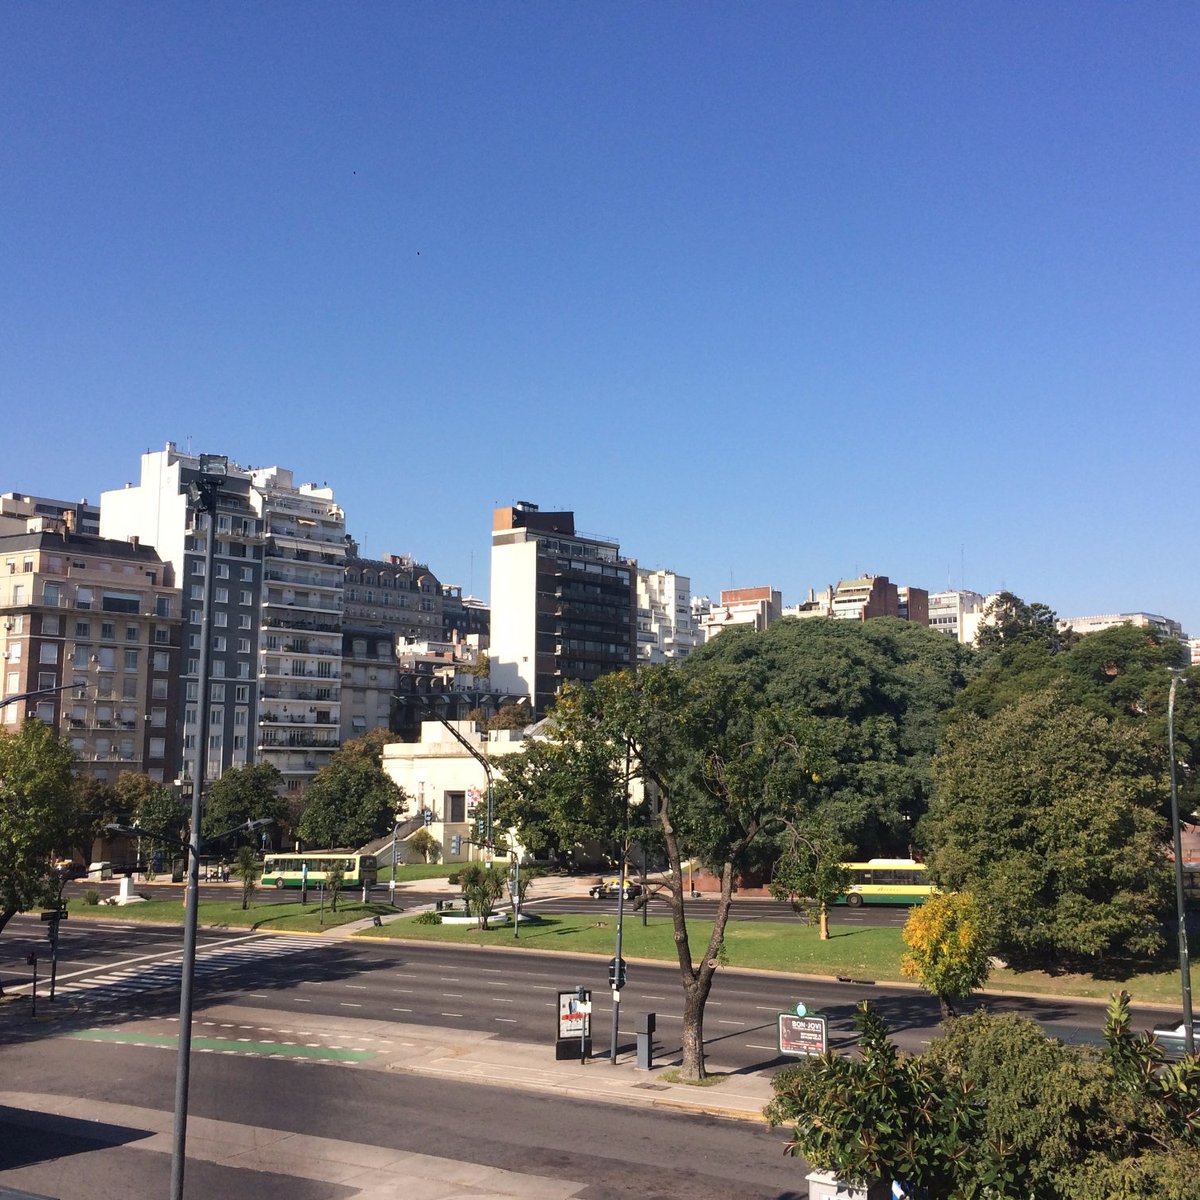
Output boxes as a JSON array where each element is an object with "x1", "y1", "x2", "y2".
[{"x1": 4, "y1": 6, "x2": 1196, "y2": 632}]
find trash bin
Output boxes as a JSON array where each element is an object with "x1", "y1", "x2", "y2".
[
  {"x1": 171, "y1": 858, "x2": 185, "y2": 884},
  {"x1": 635, "y1": 1012, "x2": 656, "y2": 1070}
]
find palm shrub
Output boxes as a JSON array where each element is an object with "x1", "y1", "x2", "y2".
[
  {"x1": 459, "y1": 862, "x2": 507, "y2": 930},
  {"x1": 325, "y1": 864, "x2": 344, "y2": 912},
  {"x1": 231, "y1": 845, "x2": 259, "y2": 911}
]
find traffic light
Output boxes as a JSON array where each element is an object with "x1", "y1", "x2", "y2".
[
  {"x1": 450, "y1": 834, "x2": 462, "y2": 855},
  {"x1": 423, "y1": 809, "x2": 433, "y2": 827},
  {"x1": 608, "y1": 956, "x2": 627, "y2": 990}
]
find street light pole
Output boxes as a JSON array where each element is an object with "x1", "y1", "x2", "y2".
[
  {"x1": 171, "y1": 453, "x2": 226, "y2": 1200},
  {"x1": 1167, "y1": 670, "x2": 1194, "y2": 1056}
]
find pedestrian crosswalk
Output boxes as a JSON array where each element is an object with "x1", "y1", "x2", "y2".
[{"x1": 54, "y1": 937, "x2": 316, "y2": 1008}]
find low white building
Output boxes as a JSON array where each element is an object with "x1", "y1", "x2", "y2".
[
  {"x1": 1058, "y1": 612, "x2": 1186, "y2": 641},
  {"x1": 928, "y1": 590, "x2": 987, "y2": 643},
  {"x1": 381, "y1": 720, "x2": 529, "y2": 865}
]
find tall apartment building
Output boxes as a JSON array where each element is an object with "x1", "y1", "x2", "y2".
[
  {"x1": 0, "y1": 518, "x2": 182, "y2": 784},
  {"x1": 636, "y1": 568, "x2": 697, "y2": 662},
  {"x1": 249, "y1": 467, "x2": 346, "y2": 793},
  {"x1": 441, "y1": 586, "x2": 490, "y2": 645},
  {"x1": 489, "y1": 502, "x2": 636, "y2": 715},
  {"x1": 341, "y1": 549, "x2": 443, "y2": 744},
  {"x1": 102, "y1": 443, "x2": 346, "y2": 796},
  {"x1": 700, "y1": 586, "x2": 782, "y2": 642},
  {"x1": 928, "y1": 590, "x2": 986, "y2": 642}
]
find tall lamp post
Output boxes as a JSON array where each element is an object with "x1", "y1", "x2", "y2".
[
  {"x1": 171, "y1": 453, "x2": 227, "y2": 1200},
  {"x1": 1168, "y1": 670, "x2": 1194, "y2": 1056}
]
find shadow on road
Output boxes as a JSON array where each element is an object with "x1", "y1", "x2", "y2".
[{"x1": 0, "y1": 1104, "x2": 153, "y2": 1170}]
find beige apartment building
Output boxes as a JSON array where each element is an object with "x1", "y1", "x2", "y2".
[{"x1": 0, "y1": 520, "x2": 182, "y2": 783}]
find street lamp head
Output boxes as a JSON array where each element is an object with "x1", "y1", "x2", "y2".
[{"x1": 198, "y1": 454, "x2": 229, "y2": 479}]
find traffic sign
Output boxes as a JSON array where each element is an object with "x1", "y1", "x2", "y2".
[
  {"x1": 794, "y1": 1001, "x2": 807, "y2": 1017},
  {"x1": 40, "y1": 910, "x2": 67, "y2": 922},
  {"x1": 779, "y1": 1012, "x2": 827, "y2": 1057}
]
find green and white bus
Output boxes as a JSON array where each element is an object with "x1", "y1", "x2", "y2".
[
  {"x1": 260, "y1": 852, "x2": 378, "y2": 890},
  {"x1": 836, "y1": 859, "x2": 934, "y2": 907}
]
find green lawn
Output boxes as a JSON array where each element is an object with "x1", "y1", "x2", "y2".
[{"x1": 382, "y1": 863, "x2": 457, "y2": 882}]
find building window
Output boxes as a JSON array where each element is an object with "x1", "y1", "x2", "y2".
[
  {"x1": 149, "y1": 737, "x2": 166, "y2": 758},
  {"x1": 239, "y1": 614, "x2": 251, "y2": 629},
  {"x1": 122, "y1": 676, "x2": 138, "y2": 700},
  {"x1": 152, "y1": 678, "x2": 168, "y2": 699},
  {"x1": 43, "y1": 582, "x2": 61, "y2": 606},
  {"x1": 187, "y1": 657, "x2": 199, "y2": 675},
  {"x1": 125, "y1": 625, "x2": 138, "y2": 642},
  {"x1": 101, "y1": 622, "x2": 115, "y2": 641},
  {"x1": 216, "y1": 564, "x2": 229, "y2": 579},
  {"x1": 42, "y1": 614, "x2": 61, "y2": 636},
  {"x1": 190, "y1": 585, "x2": 204, "y2": 601},
  {"x1": 240, "y1": 590, "x2": 252, "y2": 605},
  {"x1": 210, "y1": 705, "x2": 223, "y2": 726},
  {"x1": 214, "y1": 611, "x2": 228, "y2": 628},
  {"x1": 446, "y1": 791, "x2": 467, "y2": 823},
  {"x1": 215, "y1": 588, "x2": 229, "y2": 605},
  {"x1": 210, "y1": 683, "x2": 225, "y2": 703},
  {"x1": 213, "y1": 636, "x2": 227, "y2": 652},
  {"x1": 156, "y1": 596, "x2": 172, "y2": 618},
  {"x1": 153, "y1": 650, "x2": 170, "y2": 672},
  {"x1": 241, "y1": 567, "x2": 254, "y2": 582},
  {"x1": 235, "y1": 685, "x2": 249, "y2": 703},
  {"x1": 124, "y1": 650, "x2": 138, "y2": 671}
]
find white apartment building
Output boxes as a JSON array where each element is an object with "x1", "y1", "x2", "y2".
[
  {"x1": 249, "y1": 466, "x2": 346, "y2": 793},
  {"x1": 102, "y1": 443, "x2": 346, "y2": 796},
  {"x1": 1058, "y1": 612, "x2": 1186, "y2": 641},
  {"x1": 636, "y1": 568, "x2": 697, "y2": 663},
  {"x1": 928, "y1": 590, "x2": 987, "y2": 643}
]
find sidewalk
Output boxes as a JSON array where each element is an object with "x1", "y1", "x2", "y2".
[{"x1": 156, "y1": 998, "x2": 777, "y2": 1124}]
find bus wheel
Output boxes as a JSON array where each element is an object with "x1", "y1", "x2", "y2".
[
  {"x1": 275, "y1": 877, "x2": 286, "y2": 889},
  {"x1": 847, "y1": 893, "x2": 864, "y2": 908}
]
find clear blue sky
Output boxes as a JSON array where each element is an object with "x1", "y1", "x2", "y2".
[{"x1": 3, "y1": 4, "x2": 1197, "y2": 631}]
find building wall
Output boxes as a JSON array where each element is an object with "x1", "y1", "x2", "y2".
[
  {"x1": 0, "y1": 527, "x2": 182, "y2": 784},
  {"x1": 928, "y1": 590, "x2": 986, "y2": 642},
  {"x1": 381, "y1": 720, "x2": 528, "y2": 864},
  {"x1": 1058, "y1": 612, "x2": 1186, "y2": 641},
  {"x1": 636, "y1": 568, "x2": 696, "y2": 663}
]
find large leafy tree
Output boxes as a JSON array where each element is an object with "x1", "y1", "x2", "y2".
[
  {"x1": 688, "y1": 616, "x2": 974, "y2": 854},
  {"x1": 975, "y1": 590, "x2": 1076, "y2": 655},
  {"x1": 117, "y1": 774, "x2": 187, "y2": 870},
  {"x1": 0, "y1": 720, "x2": 77, "y2": 941},
  {"x1": 924, "y1": 689, "x2": 1173, "y2": 968},
  {"x1": 297, "y1": 750, "x2": 406, "y2": 850},
  {"x1": 498, "y1": 665, "x2": 827, "y2": 1080},
  {"x1": 202, "y1": 763, "x2": 287, "y2": 844}
]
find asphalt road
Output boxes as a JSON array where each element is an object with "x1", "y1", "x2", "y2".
[
  {"x1": 0, "y1": 1029, "x2": 809, "y2": 1200},
  {"x1": 1, "y1": 918, "x2": 1140, "y2": 1067}
]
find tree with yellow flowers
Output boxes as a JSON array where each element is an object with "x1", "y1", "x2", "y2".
[{"x1": 901, "y1": 890, "x2": 991, "y2": 1019}]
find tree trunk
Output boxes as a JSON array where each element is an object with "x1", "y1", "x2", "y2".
[
  {"x1": 680, "y1": 979, "x2": 710, "y2": 1079},
  {"x1": 819, "y1": 902, "x2": 829, "y2": 940},
  {"x1": 938, "y1": 993, "x2": 956, "y2": 1021}
]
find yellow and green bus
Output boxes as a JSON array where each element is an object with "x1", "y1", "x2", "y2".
[
  {"x1": 260, "y1": 852, "x2": 378, "y2": 890},
  {"x1": 837, "y1": 859, "x2": 934, "y2": 907}
]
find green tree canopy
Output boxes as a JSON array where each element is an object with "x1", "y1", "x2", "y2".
[
  {"x1": 202, "y1": 763, "x2": 287, "y2": 844},
  {"x1": 0, "y1": 720, "x2": 77, "y2": 939},
  {"x1": 498, "y1": 664, "x2": 828, "y2": 1080},
  {"x1": 923, "y1": 688, "x2": 1173, "y2": 968},
  {"x1": 686, "y1": 616, "x2": 975, "y2": 854},
  {"x1": 297, "y1": 750, "x2": 406, "y2": 850}
]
